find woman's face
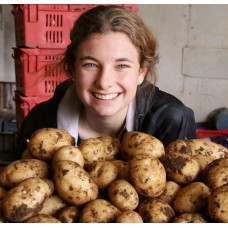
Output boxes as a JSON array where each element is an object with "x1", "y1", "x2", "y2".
[{"x1": 74, "y1": 31, "x2": 147, "y2": 117}]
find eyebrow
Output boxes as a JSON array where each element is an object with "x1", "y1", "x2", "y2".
[{"x1": 79, "y1": 56, "x2": 134, "y2": 63}]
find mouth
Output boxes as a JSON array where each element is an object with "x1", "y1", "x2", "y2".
[{"x1": 92, "y1": 92, "x2": 119, "y2": 100}]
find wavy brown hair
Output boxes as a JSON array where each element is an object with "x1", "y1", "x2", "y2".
[{"x1": 61, "y1": 5, "x2": 159, "y2": 91}]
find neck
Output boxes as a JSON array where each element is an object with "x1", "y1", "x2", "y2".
[{"x1": 79, "y1": 107, "x2": 128, "y2": 140}]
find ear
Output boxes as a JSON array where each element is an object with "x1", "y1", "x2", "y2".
[{"x1": 138, "y1": 66, "x2": 148, "y2": 84}]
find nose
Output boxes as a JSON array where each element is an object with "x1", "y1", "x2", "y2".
[{"x1": 95, "y1": 67, "x2": 114, "y2": 89}]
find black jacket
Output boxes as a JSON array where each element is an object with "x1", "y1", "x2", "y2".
[{"x1": 16, "y1": 79, "x2": 196, "y2": 158}]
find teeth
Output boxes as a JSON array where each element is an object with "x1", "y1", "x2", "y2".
[{"x1": 93, "y1": 93, "x2": 118, "y2": 100}]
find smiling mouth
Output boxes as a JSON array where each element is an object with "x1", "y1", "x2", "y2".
[{"x1": 93, "y1": 92, "x2": 119, "y2": 100}]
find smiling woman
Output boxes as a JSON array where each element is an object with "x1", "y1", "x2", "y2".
[{"x1": 15, "y1": 5, "x2": 196, "y2": 158}]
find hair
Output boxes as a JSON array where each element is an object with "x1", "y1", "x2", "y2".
[{"x1": 61, "y1": 5, "x2": 159, "y2": 91}]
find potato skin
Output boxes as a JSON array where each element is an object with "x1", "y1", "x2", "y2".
[
  {"x1": 157, "y1": 181, "x2": 182, "y2": 206},
  {"x1": 173, "y1": 213, "x2": 208, "y2": 223},
  {"x1": 129, "y1": 153, "x2": 166, "y2": 197},
  {"x1": 38, "y1": 194, "x2": 68, "y2": 216},
  {"x1": 201, "y1": 157, "x2": 228, "y2": 190},
  {"x1": 87, "y1": 161, "x2": 118, "y2": 190},
  {"x1": 28, "y1": 128, "x2": 75, "y2": 161},
  {"x1": 0, "y1": 159, "x2": 50, "y2": 189},
  {"x1": 56, "y1": 206, "x2": 80, "y2": 223},
  {"x1": 187, "y1": 139, "x2": 228, "y2": 159},
  {"x1": 25, "y1": 214, "x2": 61, "y2": 223},
  {"x1": 161, "y1": 152, "x2": 200, "y2": 184},
  {"x1": 108, "y1": 179, "x2": 139, "y2": 211},
  {"x1": 79, "y1": 199, "x2": 121, "y2": 223},
  {"x1": 138, "y1": 198, "x2": 175, "y2": 223},
  {"x1": 173, "y1": 182, "x2": 211, "y2": 213},
  {"x1": 121, "y1": 131, "x2": 165, "y2": 160},
  {"x1": 116, "y1": 211, "x2": 143, "y2": 223},
  {"x1": 53, "y1": 160, "x2": 98, "y2": 206},
  {"x1": 52, "y1": 145, "x2": 84, "y2": 168},
  {"x1": 208, "y1": 184, "x2": 228, "y2": 222},
  {"x1": 2, "y1": 177, "x2": 54, "y2": 222}
]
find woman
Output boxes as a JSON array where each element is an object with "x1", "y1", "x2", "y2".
[{"x1": 16, "y1": 5, "x2": 196, "y2": 158}]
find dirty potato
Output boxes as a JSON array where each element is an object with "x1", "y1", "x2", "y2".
[
  {"x1": 52, "y1": 145, "x2": 84, "y2": 168},
  {"x1": 187, "y1": 139, "x2": 228, "y2": 160},
  {"x1": 0, "y1": 159, "x2": 50, "y2": 189},
  {"x1": 173, "y1": 182, "x2": 211, "y2": 213},
  {"x1": 116, "y1": 211, "x2": 143, "y2": 223},
  {"x1": 79, "y1": 199, "x2": 121, "y2": 223},
  {"x1": 108, "y1": 179, "x2": 139, "y2": 211},
  {"x1": 157, "y1": 181, "x2": 182, "y2": 206},
  {"x1": 200, "y1": 157, "x2": 228, "y2": 190},
  {"x1": 208, "y1": 184, "x2": 228, "y2": 223},
  {"x1": 87, "y1": 161, "x2": 118, "y2": 190},
  {"x1": 173, "y1": 212, "x2": 208, "y2": 223},
  {"x1": 2, "y1": 177, "x2": 54, "y2": 222},
  {"x1": 110, "y1": 160, "x2": 130, "y2": 181},
  {"x1": 56, "y1": 206, "x2": 80, "y2": 223},
  {"x1": 129, "y1": 153, "x2": 166, "y2": 197},
  {"x1": 121, "y1": 131, "x2": 165, "y2": 160},
  {"x1": 25, "y1": 214, "x2": 61, "y2": 223},
  {"x1": 138, "y1": 198, "x2": 175, "y2": 223},
  {"x1": 28, "y1": 128, "x2": 75, "y2": 161},
  {"x1": 38, "y1": 194, "x2": 68, "y2": 216},
  {"x1": 161, "y1": 152, "x2": 200, "y2": 185},
  {"x1": 53, "y1": 160, "x2": 98, "y2": 206}
]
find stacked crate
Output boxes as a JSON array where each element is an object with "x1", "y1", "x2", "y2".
[{"x1": 12, "y1": 4, "x2": 138, "y2": 131}]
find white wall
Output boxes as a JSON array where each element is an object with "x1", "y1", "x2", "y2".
[
  {"x1": 1, "y1": 4, "x2": 228, "y2": 122},
  {"x1": 138, "y1": 4, "x2": 228, "y2": 122}
]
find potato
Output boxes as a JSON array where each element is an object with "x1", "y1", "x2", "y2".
[
  {"x1": 165, "y1": 139, "x2": 190, "y2": 154},
  {"x1": 208, "y1": 184, "x2": 228, "y2": 222},
  {"x1": 121, "y1": 131, "x2": 165, "y2": 160},
  {"x1": 52, "y1": 145, "x2": 84, "y2": 168},
  {"x1": 53, "y1": 160, "x2": 98, "y2": 206},
  {"x1": 187, "y1": 139, "x2": 228, "y2": 160},
  {"x1": 98, "y1": 135, "x2": 121, "y2": 160},
  {"x1": 110, "y1": 160, "x2": 130, "y2": 181},
  {"x1": 87, "y1": 161, "x2": 118, "y2": 190},
  {"x1": 27, "y1": 128, "x2": 75, "y2": 161},
  {"x1": 56, "y1": 206, "x2": 80, "y2": 223},
  {"x1": 38, "y1": 194, "x2": 68, "y2": 216},
  {"x1": 129, "y1": 153, "x2": 166, "y2": 197},
  {"x1": 201, "y1": 157, "x2": 228, "y2": 190},
  {"x1": 0, "y1": 186, "x2": 6, "y2": 200},
  {"x1": 193, "y1": 154, "x2": 214, "y2": 172},
  {"x1": 79, "y1": 199, "x2": 121, "y2": 223},
  {"x1": 138, "y1": 198, "x2": 175, "y2": 223},
  {"x1": 21, "y1": 149, "x2": 34, "y2": 159},
  {"x1": 161, "y1": 152, "x2": 200, "y2": 184},
  {"x1": 173, "y1": 182, "x2": 211, "y2": 213},
  {"x1": 0, "y1": 201, "x2": 7, "y2": 223},
  {"x1": 116, "y1": 211, "x2": 143, "y2": 223},
  {"x1": 108, "y1": 179, "x2": 139, "y2": 211},
  {"x1": 78, "y1": 138, "x2": 106, "y2": 166},
  {"x1": 0, "y1": 159, "x2": 50, "y2": 189},
  {"x1": 25, "y1": 214, "x2": 61, "y2": 223},
  {"x1": 156, "y1": 181, "x2": 182, "y2": 206},
  {"x1": 173, "y1": 212, "x2": 208, "y2": 223},
  {"x1": 2, "y1": 177, "x2": 54, "y2": 222}
]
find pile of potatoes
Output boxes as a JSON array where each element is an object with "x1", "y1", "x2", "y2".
[{"x1": 0, "y1": 128, "x2": 227, "y2": 223}]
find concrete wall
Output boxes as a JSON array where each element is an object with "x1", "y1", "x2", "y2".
[
  {"x1": 138, "y1": 4, "x2": 228, "y2": 122},
  {"x1": 1, "y1": 4, "x2": 228, "y2": 122}
]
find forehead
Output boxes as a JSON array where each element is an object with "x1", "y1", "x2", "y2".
[{"x1": 77, "y1": 32, "x2": 139, "y2": 58}]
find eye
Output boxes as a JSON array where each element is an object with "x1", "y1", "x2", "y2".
[
  {"x1": 83, "y1": 63, "x2": 97, "y2": 68},
  {"x1": 117, "y1": 64, "x2": 129, "y2": 69}
]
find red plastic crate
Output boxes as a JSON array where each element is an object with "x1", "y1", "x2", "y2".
[
  {"x1": 15, "y1": 90, "x2": 50, "y2": 131},
  {"x1": 12, "y1": 4, "x2": 94, "y2": 48},
  {"x1": 13, "y1": 48, "x2": 69, "y2": 97},
  {"x1": 12, "y1": 4, "x2": 138, "y2": 48}
]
